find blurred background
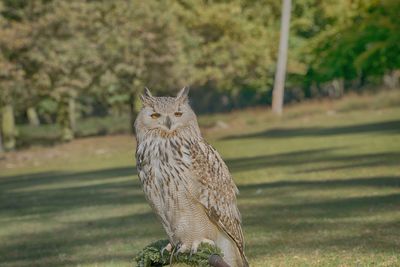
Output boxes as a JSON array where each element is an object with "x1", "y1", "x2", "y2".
[
  {"x1": 0, "y1": 0, "x2": 398, "y2": 149},
  {"x1": 0, "y1": 1, "x2": 399, "y2": 267}
]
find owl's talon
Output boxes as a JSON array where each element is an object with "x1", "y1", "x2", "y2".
[
  {"x1": 190, "y1": 245, "x2": 198, "y2": 256},
  {"x1": 173, "y1": 243, "x2": 180, "y2": 256},
  {"x1": 161, "y1": 243, "x2": 172, "y2": 257},
  {"x1": 174, "y1": 243, "x2": 188, "y2": 256}
]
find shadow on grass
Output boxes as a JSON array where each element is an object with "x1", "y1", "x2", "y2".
[
  {"x1": 241, "y1": 183, "x2": 400, "y2": 258},
  {"x1": 0, "y1": 148, "x2": 399, "y2": 266},
  {"x1": 241, "y1": 176, "x2": 400, "y2": 190},
  {"x1": 0, "y1": 213, "x2": 160, "y2": 267},
  {"x1": 0, "y1": 166, "x2": 137, "y2": 190},
  {"x1": 0, "y1": 167, "x2": 142, "y2": 217},
  {"x1": 0, "y1": 165, "x2": 160, "y2": 267},
  {"x1": 223, "y1": 119, "x2": 400, "y2": 140},
  {"x1": 225, "y1": 149, "x2": 400, "y2": 173}
]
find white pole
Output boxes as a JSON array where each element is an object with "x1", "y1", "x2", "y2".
[{"x1": 272, "y1": 0, "x2": 292, "y2": 115}]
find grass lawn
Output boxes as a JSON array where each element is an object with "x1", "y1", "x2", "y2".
[{"x1": 1, "y1": 90, "x2": 399, "y2": 267}]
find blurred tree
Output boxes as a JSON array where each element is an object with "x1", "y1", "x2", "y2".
[
  {"x1": 0, "y1": 128, "x2": 3, "y2": 153},
  {"x1": 20, "y1": 1, "x2": 100, "y2": 141},
  {"x1": 1, "y1": 101, "x2": 17, "y2": 150},
  {"x1": 0, "y1": 0, "x2": 398, "y2": 149},
  {"x1": 272, "y1": 0, "x2": 291, "y2": 115},
  {"x1": 0, "y1": 0, "x2": 43, "y2": 127},
  {"x1": 177, "y1": 0, "x2": 273, "y2": 107},
  {"x1": 0, "y1": 4, "x2": 27, "y2": 150},
  {"x1": 89, "y1": 0, "x2": 191, "y2": 132},
  {"x1": 0, "y1": 60, "x2": 20, "y2": 150},
  {"x1": 306, "y1": 0, "x2": 400, "y2": 90}
]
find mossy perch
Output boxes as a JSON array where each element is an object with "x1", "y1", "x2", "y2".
[{"x1": 135, "y1": 239, "x2": 230, "y2": 267}]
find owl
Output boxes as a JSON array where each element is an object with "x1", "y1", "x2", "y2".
[{"x1": 135, "y1": 87, "x2": 248, "y2": 267}]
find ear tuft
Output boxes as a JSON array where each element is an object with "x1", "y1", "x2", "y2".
[
  {"x1": 144, "y1": 87, "x2": 153, "y2": 98},
  {"x1": 176, "y1": 87, "x2": 189, "y2": 102},
  {"x1": 140, "y1": 87, "x2": 154, "y2": 107}
]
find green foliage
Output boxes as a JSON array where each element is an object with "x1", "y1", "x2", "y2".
[
  {"x1": 179, "y1": 1, "x2": 273, "y2": 91},
  {"x1": 135, "y1": 239, "x2": 170, "y2": 267},
  {"x1": 307, "y1": 0, "x2": 400, "y2": 83},
  {"x1": 135, "y1": 239, "x2": 223, "y2": 267},
  {"x1": 0, "y1": 0, "x2": 399, "y2": 146}
]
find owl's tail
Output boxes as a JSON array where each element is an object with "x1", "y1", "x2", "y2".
[
  {"x1": 240, "y1": 251, "x2": 249, "y2": 267},
  {"x1": 217, "y1": 233, "x2": 249, "y2": 267},
  {"x1": 230, "y1": 245, "x2": 249, "y2": 267}
]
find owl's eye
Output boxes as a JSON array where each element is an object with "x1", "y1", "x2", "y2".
[
  {"x1": 151, "y1": 113, "x2": 161, "y2": 119},
  {"x1": 174, "y1": 112, "x2": 183, "y2": 117}
]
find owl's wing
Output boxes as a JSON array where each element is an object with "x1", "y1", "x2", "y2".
[{"x1": 190, "y1": 139, "x2": 245, "y2": 255}]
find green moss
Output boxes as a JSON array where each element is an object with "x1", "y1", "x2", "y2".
[{"x1": 134, "y1": 240, "x2": 223, "y2": 267}]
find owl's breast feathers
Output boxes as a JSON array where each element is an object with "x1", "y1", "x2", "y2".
[
  {"x1": 136, "y1": 135, "x2": 194, "y2": 212},
  {"x1": 136, "y1": 134, "x2": 248, "y2": 267}
]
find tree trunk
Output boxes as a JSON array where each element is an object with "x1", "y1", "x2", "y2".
[
  {"x1": 0, "y1": 129, "x2": 4, "y2": 153},
  {"x1": 332, "y1": 78, "x2": 344, "y2": 98},
  {"x1": 272, "y1": 0, "x2": 292, "y2": 115},
  {"x1": 69, "y1": 96, "x2": 76, "y2": 132},
  {"x1": 58, "y1": 95, "x2": 75, "y2": 142},
  {"x1": 1, "y1": 104, "x2": 17, "y2": 151},
  {"x1": 383, "y1": 70, "x2": 400, "y2": 89},
  {"x1": 27, "y1": 106, "x2": 40, "y2": 126}
]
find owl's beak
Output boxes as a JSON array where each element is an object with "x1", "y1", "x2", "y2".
[{"x1": 164, "y1": 116, "x2": 172, "y2": 130}]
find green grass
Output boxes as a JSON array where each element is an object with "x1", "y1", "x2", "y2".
[{"x1": 1, "y1": 90, "x2": 400, "y2": 266}]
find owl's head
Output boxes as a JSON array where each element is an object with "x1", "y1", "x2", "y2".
[{"x1": 135, "y1": 87, "x2": 200, "y2": 138}]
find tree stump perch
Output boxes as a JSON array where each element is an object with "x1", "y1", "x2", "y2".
[
  {"x1": 135, "y1": 239, "x2": 230, "y2": 267},
  {"x1": 208, "y1": 254, "x2": 231, "y2": 267}
]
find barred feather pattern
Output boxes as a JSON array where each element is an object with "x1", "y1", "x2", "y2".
[
  {"x1": 190, "y1": 141, "x2": 247, "y2": 261},
  {"x1": 135, "y1": 93, "x2": 248, "y2": 267}
]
